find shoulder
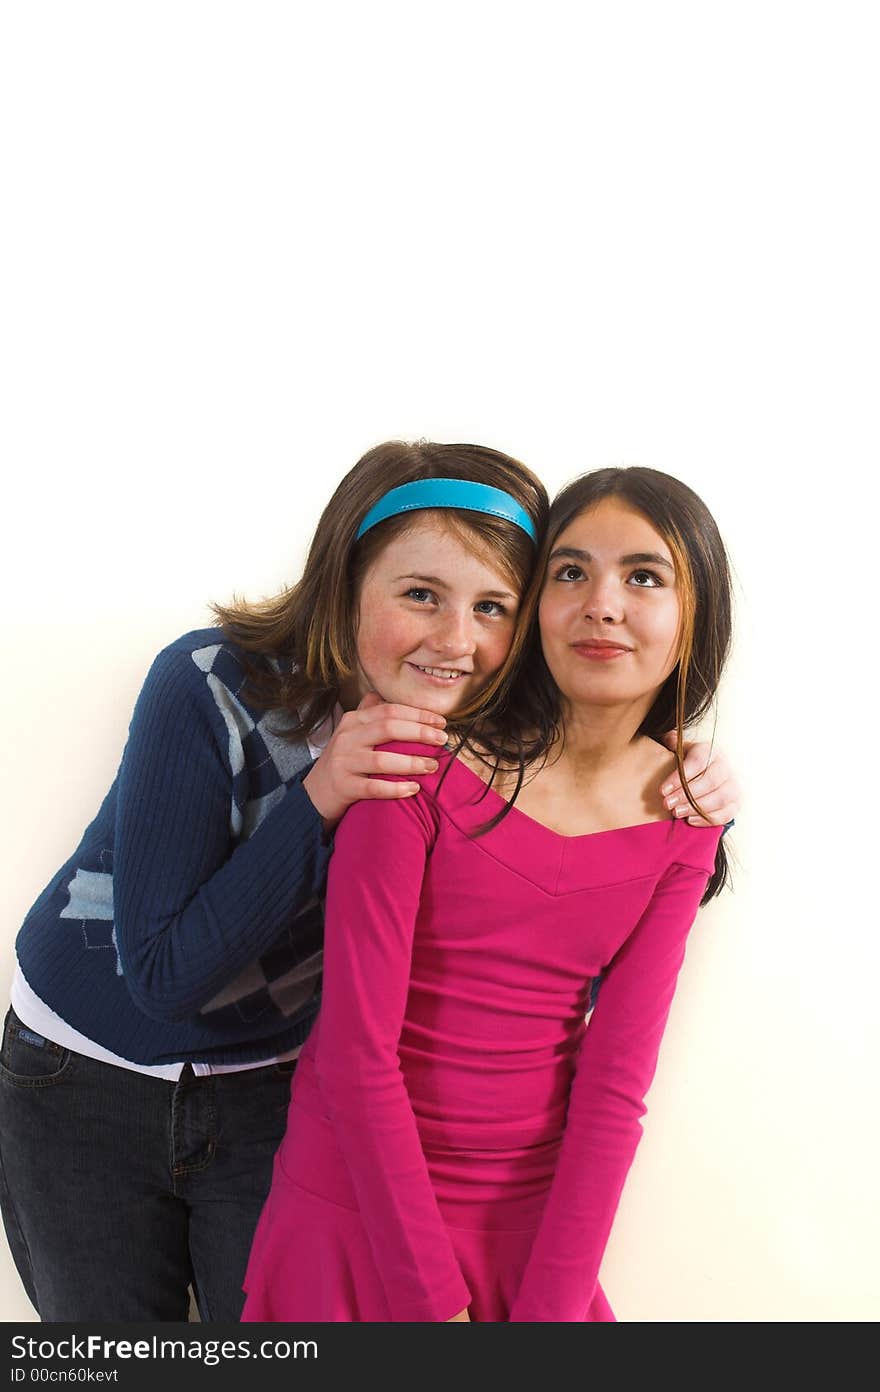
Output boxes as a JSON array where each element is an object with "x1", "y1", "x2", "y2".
[
  {"x1": 144, "y1": 629, "x2": 233, "y2": 680},
  {"x1": 363, "y1": 739, "x2": 459, "y2": 816},
  {"x1": 370, "y1": 740, "x2": 455, "y2": 799},
  {"x1": 332, "y1": 743, "x2": 449, "y2": 849},
  {"x1": 374, "y1": 739, "x2": 453, "y2": 762},
  {"x1": 631, "y1": 739, "x2": 723, "y2": 875},
  {"x1": 133, "y1": 629, "x2": 281, "y2": 739},
  {"x1": 172, "y1": 628, "x2": 254, "y2": 690},
  {"x1": 135, "y1": 629, "x2": 221, "y2": 700},
  {"x1": 668, "y1": 818, "x2": 724, "y2": 876},
  {"x1": 618, "y1": 737, "x2": 681, "y2": 828},
  {"x1": 148, "y1": 629, "x2": 282, "y2": 712}
]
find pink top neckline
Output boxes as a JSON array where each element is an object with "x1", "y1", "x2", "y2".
[{"x1": 446, "y1": 752, "x2": 677, "y2": 845}]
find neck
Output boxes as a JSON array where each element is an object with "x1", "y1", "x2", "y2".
[{"x1": 555, "y1": 696, "x2": 653, "y2": 775}]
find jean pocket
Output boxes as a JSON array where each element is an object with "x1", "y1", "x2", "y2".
[{"x1": 0, "y1": 1010, "x2": 72, "y2": 1087}]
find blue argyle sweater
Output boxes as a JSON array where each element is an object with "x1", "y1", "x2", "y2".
[{"x1": 15, "y1": 630, "x2": 332, "y2": 1066}]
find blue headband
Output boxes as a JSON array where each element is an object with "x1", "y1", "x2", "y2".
[{"x1": 355, "y1": 478, "x2": 537, "y2": 543}]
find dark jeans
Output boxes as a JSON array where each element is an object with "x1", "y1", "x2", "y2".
[{"x1": 0, "y1": 1007, "x2": 295, "y2": 1321}]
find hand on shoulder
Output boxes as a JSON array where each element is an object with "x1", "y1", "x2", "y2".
[
  {"x1": 658, "y1": 731, "x2": 741, "y2": 828},
  {"x1": 302, "y1": 693, "x2": 449, "y2": 828}
]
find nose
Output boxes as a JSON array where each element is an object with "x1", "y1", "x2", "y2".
[
  {"x1": 582, "y1": 574, "x2": 624, "y2": 624},
  {"x1": 427, "y1": 607, "x2": 478, "y2": 657}
]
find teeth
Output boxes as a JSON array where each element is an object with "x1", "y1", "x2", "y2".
[{"x1": 416, "y1": 665, "x2": 465, "y2": 680}]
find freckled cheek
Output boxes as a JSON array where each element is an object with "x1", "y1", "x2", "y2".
[{"x1": 356, "y1": 610, "x2": 424, "y2": 671}]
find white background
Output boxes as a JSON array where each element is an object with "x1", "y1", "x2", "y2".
[{"x1": 1, "y1": 1, "x2": 877, "y2": 1321}]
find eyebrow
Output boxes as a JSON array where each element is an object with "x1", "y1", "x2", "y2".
[
  {"x1": 547, "y1": 547, "x2": 675, "y2": 572},
  {"x1": 394, "y1": 573, "x2": 519, "y2": 600}
]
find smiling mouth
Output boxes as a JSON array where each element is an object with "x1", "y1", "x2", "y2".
[{"x1": 410, "y1": 664, "x2": 469, "y2": 681}]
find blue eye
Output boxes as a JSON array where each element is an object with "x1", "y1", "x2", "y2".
[
  {"x1": 405, "y1": 588, "x2": 435, "y2": 603},
  {"x1": 475, "y1": 600, "x2": 507, "y2": 617}
]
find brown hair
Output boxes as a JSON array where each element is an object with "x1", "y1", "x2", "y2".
[
  {"x1": 213, "y1": 440, "x2": 549, "y2": 740},
  {"x1": 468, "y1": 466, "x2": 733, "y2": 901}
]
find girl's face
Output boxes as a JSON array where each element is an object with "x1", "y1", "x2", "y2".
[
  {"x1": 352, "y1": 514, "x2": 521, "y2": 716},
  {"x1": 538, "y1": 497, "x2": 682, "y2": 718}
]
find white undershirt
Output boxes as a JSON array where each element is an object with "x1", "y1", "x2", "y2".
[{"x1": 10, "y1": 706, "x2": 340, "y2": 1080}]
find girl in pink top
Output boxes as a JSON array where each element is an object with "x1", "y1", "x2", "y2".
[{"x1": 241, "y1": 463, "x2": 733, "y2": 1322}]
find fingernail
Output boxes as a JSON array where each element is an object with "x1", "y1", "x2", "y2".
[
  {"x1": 665, "y1": 796, "x2": 679, "y2": 809},
  {"x1": 661, "y1": 783, "x2": 673, "y2": 795},
  {"x1": 674, "y1": 804, "x2": 687, "y2": 817},
  {"x1": 425, "y1": 760, "x2": 439, "y2": 771}
]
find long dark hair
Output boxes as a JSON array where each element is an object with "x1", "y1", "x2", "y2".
[
  {"x1": 213, "y1": 440, "x2": 549, "y2": 740},
  {"x1": 465, "y1": 466, "x2": 733, "y2": 902}
]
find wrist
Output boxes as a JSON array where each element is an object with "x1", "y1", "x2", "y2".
[{"x1": 301, "y1": 767, "x2": 344, "y2": 830}]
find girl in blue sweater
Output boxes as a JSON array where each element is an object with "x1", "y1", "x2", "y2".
[{"x1": 0, "y1": 441, "x2": 739, "y2": 1320}]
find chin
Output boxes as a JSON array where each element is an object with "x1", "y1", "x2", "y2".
[
  {"x1": 561, "y1": 683, "x2": 636, "y2": 709},
  {"x1": 401, "y1": 668, "x2": 485, "y2": 711}
]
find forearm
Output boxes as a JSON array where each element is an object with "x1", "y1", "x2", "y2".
[
  {"x1": 116, "y1": 774, "x2": 331, "y2": 1021},
  {"x1": 510, "y1": 854, "x2": 719, "y2": 1321},
  {"x1": 313, "y1": 791, "x2": 470, "y2": 1322},
  {"x1": 508, "y1": 1037, "x2": 652, "y2": 1321},
  {"x1": 315, "y1": 1046, "x2": 472, "y2": 1321}
]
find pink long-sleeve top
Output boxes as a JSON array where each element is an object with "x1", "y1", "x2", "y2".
[{"x1": 294, "y1": 746, "x2": 722, "y2": 1322}]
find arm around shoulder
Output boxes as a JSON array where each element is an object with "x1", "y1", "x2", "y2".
[{"x1": 113, "y1": 644, "x2": 332, "y2": 1022}]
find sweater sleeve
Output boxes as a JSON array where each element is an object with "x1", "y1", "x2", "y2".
[
  {"x1": 509, "y1": 834, "x2": 722, "y2": 1322},
  {"x1": 113, "y1": 645, "x2": 332, "y2": 1022},
  {"x1": 312, "y1": 769, "x2": 472, "y2": 1323}
]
